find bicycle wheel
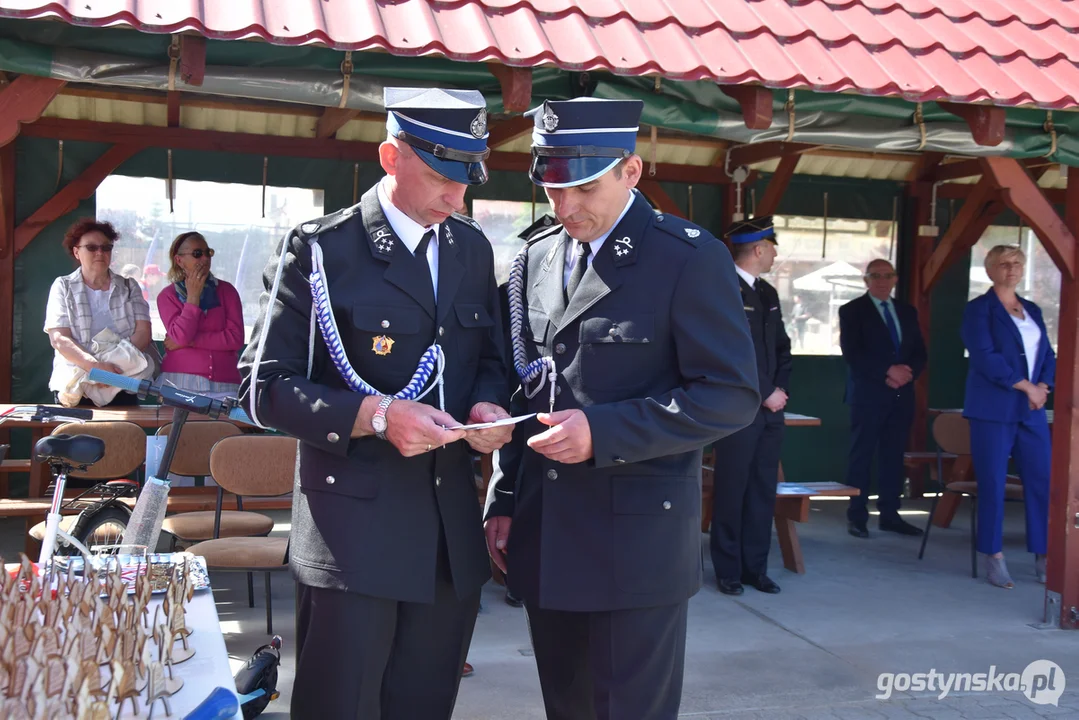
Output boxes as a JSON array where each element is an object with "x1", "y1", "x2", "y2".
[{"x1": 62, "y1": 506, "x2": 130, "y2": 555}]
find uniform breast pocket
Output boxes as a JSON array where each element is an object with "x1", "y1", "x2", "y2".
[
  {"x1": 455, "y1": 303, "x2": 494, "y2": 363},
  {"x1": 579, "y1": 314, "x2": 655, "y2": 392},
  {"x1": 350, "y1": 304, "x2": 425, "y2": 388},
  {"x1": 527, "y1": 308, "x2": 550, "y2": 349}
]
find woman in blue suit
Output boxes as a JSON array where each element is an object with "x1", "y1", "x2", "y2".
[{"x1": 961, "y1": 244, "x2": 1054, "y2": 589}]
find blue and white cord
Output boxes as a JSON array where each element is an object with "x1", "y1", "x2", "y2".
[
  {"x1": 508, "y1": 246, "x2": 557, "y2": 411},
  {"x1": 310, "y1": 241, "x2": 445, "y2": 408}
]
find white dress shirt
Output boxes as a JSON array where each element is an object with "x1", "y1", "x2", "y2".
[
  {"x1": 563, "y1": 192, "x2": 637, "y2": 288},
  {"x1": 734, "y1": 265, "x2": 757, "y2": 290},
  {"x1": 1010, "y1": 309, "x2": 1042, "y2": 381},
  {"x1": 377, "y1": 178, "x2": 439, "y2": 295}
]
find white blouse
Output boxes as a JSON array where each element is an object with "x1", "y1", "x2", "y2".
[{"x1": 1010, "y1": 310, "x2": 1041, "y2": 381}]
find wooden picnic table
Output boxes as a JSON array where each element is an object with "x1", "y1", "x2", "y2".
[
  {"x1": 774, "y1": 481, "x2": 860, "y2": 574},
  {"x1": 0, "y1": 403, "x2": 251, "y2": 497}
]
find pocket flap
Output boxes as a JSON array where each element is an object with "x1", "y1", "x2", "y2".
[
  {"x1": 456, "y1": 303, "x2": 494, "y2": 328},
  {"x1": 527, "y1": 308, "x2": 550, "y2": 345},
  {"x1": 299, "y1": 448, "x2": 379, "y2": 500},
  {"x1": 352, "y1": 305, "x2": 421, "y2": 334},
  {"x1": 580, "y1": 315, "x2": 654, "y2": 344},
  {"x1": 612, "y1": 476, "x2": 697, "y2": 516}
]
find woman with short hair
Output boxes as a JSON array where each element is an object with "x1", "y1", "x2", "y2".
[
  {"x1": 44, "y1": 218, "x2": 152, "y2": 406},
  {"x1": 961, "y1": 244, "x2": 1054, "y2": 588}
]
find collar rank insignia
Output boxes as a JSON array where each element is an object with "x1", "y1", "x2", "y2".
[
  {"x1": 542, "y1": 106, "x2": 559, "y2": 132},
  {"x1": 444, "y1": 225, "x2": 455, "y2": 246},
  {"x1": 612, "y1": 236, "x2": 633, "y2": 258},
  {"x1": 371, "y1": 226, "x2": 394, "y2": 255},
  {"x1": 372, "y1": 335, "x2": 394, "y2": 356},
  {"x1": 685, "y1": 228, "x2": 700, "y2": 238}
]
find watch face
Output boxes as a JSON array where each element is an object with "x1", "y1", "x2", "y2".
[{"x1": 372, "y1": 415, "x2": 386, "y2": 433}]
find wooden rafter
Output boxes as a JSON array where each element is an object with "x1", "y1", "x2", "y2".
[
  {"x1": 937, "y1": 182, "x2": 1065, "y2": 205},
  {"x1": 755, "y1": 155, "x2": 798, "y2": 217},
  {"x1": 980, "y1": 156, "x2": 1075, "y2": 280},
  {"x1": 921, "y1": 176, "x2": 1000, "y2": 292},
  {"x1": 488, "y1": 116, "x2": 534, "y2": 148},
  {"x1": 938, "y1": 102, "x2": 1006, "y2": 147},
  {"x1": 0, "y1": 75, "x2": 65, "y2": 147},
  {"x1": 726, "y1": 141, "x2": 817, "y2": 169},
  {"x1": 637, "y1": 180, "x2": 681, "y2": 215},
  {"x1": 21, "y1": 117, "x2": 731, "y2": 186},
  {"x1": 905, "y1": 152, "x2": 945, "y2": 182},
  {"x1": 719, "y1": 84, "x2": 773, "y2": 130},
  {"x1": 166, "y1": 91, "x2": 181, "y2": 128},
  {"x1": 487, "y1": 64, "x2": 532, "y2": 113},
  {"x1": 315, "y1": 108, "x2": 361, "y2": 139},
  {"x1": 931, "y1": 156, "x2": 1054, "y2": 183},
  {"x1": 14, "y1": 144, "x2": 143, "y2": 256},
  {"x1": 0, "y1": 143, "x2": 13, "y2": 406},
  {"x1": 178, "y1": 35, "x2": 206, "y2": 86}
]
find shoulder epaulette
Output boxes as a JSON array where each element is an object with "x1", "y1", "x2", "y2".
[
  {"x1": 448, "y1": 212, "x2": 485, "y2": 235},
  {"x1": 652, "y1": 212, "x2": 714, "y2": 248},
  {"x1": 295, "y1": 204, "x2": 360, "y2": 242}
]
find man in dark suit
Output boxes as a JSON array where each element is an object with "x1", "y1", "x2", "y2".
[
  {"x1": 485, "y1": 98, "x2": 760, "y2": 720},
  {"x1": 839, "y1": 259, "x2": 927, "y2": 538},
  {"x1": 239, "y1": 88, "x2": 512, "y2": 719},
  {"x1": 711, "y1": 216, "x2": 792, "y2": 596}
]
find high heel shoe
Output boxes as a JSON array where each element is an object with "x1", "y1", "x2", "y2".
[{"x1": 985, "y1": 554, "x2": 1014, "y2": 589}]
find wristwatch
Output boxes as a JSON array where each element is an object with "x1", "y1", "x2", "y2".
[{"x1": 372, "y1": 395, "x2": 395, "y2": 440}]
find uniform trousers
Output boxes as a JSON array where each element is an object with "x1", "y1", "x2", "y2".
[
  {"x1": 525, "y1": 601, "x2": 689, "y2": 720},
  {"x1": 846, "y1": 396, "x2": 913, "y2": 525},
  {"x1": 710, "y1": 409, "x2": 784, "y2": 580},
  {"x1": 290, "y1": 528, "x2": 480, "y2": 719},
  {"x1": 968, "y1": 417, "x2": 1051, "y2": 555}
]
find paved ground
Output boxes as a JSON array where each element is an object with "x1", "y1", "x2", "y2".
[{"x1": 6, "y1": 494, "x2": 1077, "y2": 719}]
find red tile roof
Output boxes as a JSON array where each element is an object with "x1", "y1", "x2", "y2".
[{"x1": 2, "y1": 0, "x2": 1077, "y2": 108}]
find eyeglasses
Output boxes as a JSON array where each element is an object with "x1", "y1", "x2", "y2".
[
  {"x1": 177, "y1": 248, "x2": 215, "y2": 259},
  {"x1": 866, "y1": 272, "x2": 897, "y2": 280},
  {"x1": 77, "y1": 243, "x2": 114, "y2": 254}
]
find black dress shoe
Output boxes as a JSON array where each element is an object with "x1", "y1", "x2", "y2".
[
  {"x1": 742, "y1": 573, "x2": 781, "y2": 594},
  {"x1": 717, "y1": 578, "x2": 744, "y2": 596},
  {"x1": 848, "y1": 521, "x2": 869, "y2": 539},
  {"x1": 879, "y1": 516, "x2": 924, "y2": 536},
  {"x1": 504, "y1": 590, "x2": 524, "y2": 608}
]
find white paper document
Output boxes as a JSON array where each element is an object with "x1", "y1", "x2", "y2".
[{"x1": 455, "y1": 413, "x2": 537, "y2": 431}]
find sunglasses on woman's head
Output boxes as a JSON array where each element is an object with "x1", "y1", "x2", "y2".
[
  {"x1": 78, "y1": 243, "x2": 114, "y2": 254},
  {"x1": 178, "y1": 248, "x2": 215, "y2": 259}
]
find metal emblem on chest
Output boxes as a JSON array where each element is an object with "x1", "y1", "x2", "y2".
[{"x1": 372, "y1": 336, "x2": 394, "y2": 356}]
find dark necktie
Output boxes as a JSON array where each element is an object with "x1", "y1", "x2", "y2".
[
  {"x1": 881, "y1": 300, "x2": 900, "y2": 353},
  {"x1": 415, "y1": 230, "x2": 435, "y2": 302},
  {"x1": 565, "y1": 241, "x2": 592, "y2": 303}
]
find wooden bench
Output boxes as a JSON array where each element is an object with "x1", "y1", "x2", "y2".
[{"x1": 774, "y1": 482, "x2": 860, "y2": 574}]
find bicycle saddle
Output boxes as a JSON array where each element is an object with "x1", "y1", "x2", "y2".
[{"x1": 34, "y1": 434, "x2": 105, "y2": 466}]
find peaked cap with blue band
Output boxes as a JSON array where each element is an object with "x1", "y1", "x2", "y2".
[
  {"x1": 385, "y1": 87, "x2": 490, "y2": 186},
  {"x1": 725, "y1": 215, "x2": 778, "y2": 245},
  {"x1": 526, "y1": 97, "x2": 643, "y2": 188}
]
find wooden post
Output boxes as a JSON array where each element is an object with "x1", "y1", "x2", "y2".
[
  {"x1": 637, "y1": 180, "x2": 681, "y2": 216},
  {"x1": 0, "y1": 142, "x2": 13, "y2": 409},
  {"x1": 905, "y1": 183, "x2": 935, "y2": 496},
  {"x1": 1046, "y1": 166, "x2": 1079, "y2": 629}
]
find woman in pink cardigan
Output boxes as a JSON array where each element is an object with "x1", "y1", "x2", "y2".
[{"x1": 157, "y1": 231, "x2": 244, "y2": 397}]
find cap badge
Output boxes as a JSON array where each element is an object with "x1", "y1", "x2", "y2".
[
  {"x1": 542, "y1": 106, "x2": 559, "y2": 132},
  {"x1": 685, "y1": 228, "x2": 700, "y2": 238},
  {"x1": 471, "y1": 108, "x2": 487, "y2": 138},
  {"x1": 372, "y1": 335, "x2": 395, "y2": 356}
]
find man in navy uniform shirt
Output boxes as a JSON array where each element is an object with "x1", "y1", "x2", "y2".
[
  {"x1": 711, "y1": 216, "x2": 792, "y2": 596},
  {"x1": 240, "y1": 87, "x2": 512, "y2": 719},
  {"x1": 485, "y1": 97, "x2": 759, "y2": 720}
]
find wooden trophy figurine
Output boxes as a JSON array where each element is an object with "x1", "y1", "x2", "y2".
[
  {"x1": 151, "y1": 623, "x2": 184, "y2": 697},
  {"x1": 143, "y1": 631, "x2": 173, "y2": 720},
  {"x1": 109, "y1": 655, "x2": 141, "y2": 718},
  {"x1": 74, "y1": 677, "x2": 111, "y2": 720},
  {"x1": 160, "y1": 594, "x2": 193, "y2": 665}
]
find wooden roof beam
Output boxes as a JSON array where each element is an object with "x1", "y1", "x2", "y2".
[
  {"x1": 488, "y1": 115, "x2": 533, "y2": 148},
  {"x1": 981, "y1": 156, "x2": 1075, "y2": 281},
  {"x1": 931, "y1": 156, "x2": 1053, "y2": 183},
  {"x1": 0, "y1": 75, "x2": 65, "y2": 147},
  {"x1": 725, "y1": 141, "x2": 817, "y2": 169},
  {"x1": 637, "y1": 180, "x2": 681, "y2": 215},
  {"x1": 755, "y1": 154, "x2": 799, "y2": 217},
  {"x1": 315, "y1": 108, "x2": 361, "y2": 139},
  {"x1": 922, "y1": 176, "x2": 1000, "y2": 293},
  {"x1": 719, "y1": 84, "x2": 773, "y2": 130},
  {"x1": 488, "y1": 64, "x2": 532, "y2": 113},
  {"x1": 14, "y1": 143, "x2": 143, "y2": 256},
  {"x1": 178, "y1": 35, "x2": 206, "y2": 87},
  {"x1": 938, "y1": 102, "x2": 1006, "y2": 147}
]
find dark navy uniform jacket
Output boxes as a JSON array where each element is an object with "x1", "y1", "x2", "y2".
[
  {"x1": 739, "y1": 275, "x2": 792, "y2": 423},
  {"x1": 486, "y1": 192, "x2": 760, "y2": 612},
  {"x1": 239, "y1": 185, "x2": 507, "y2": 604}
]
